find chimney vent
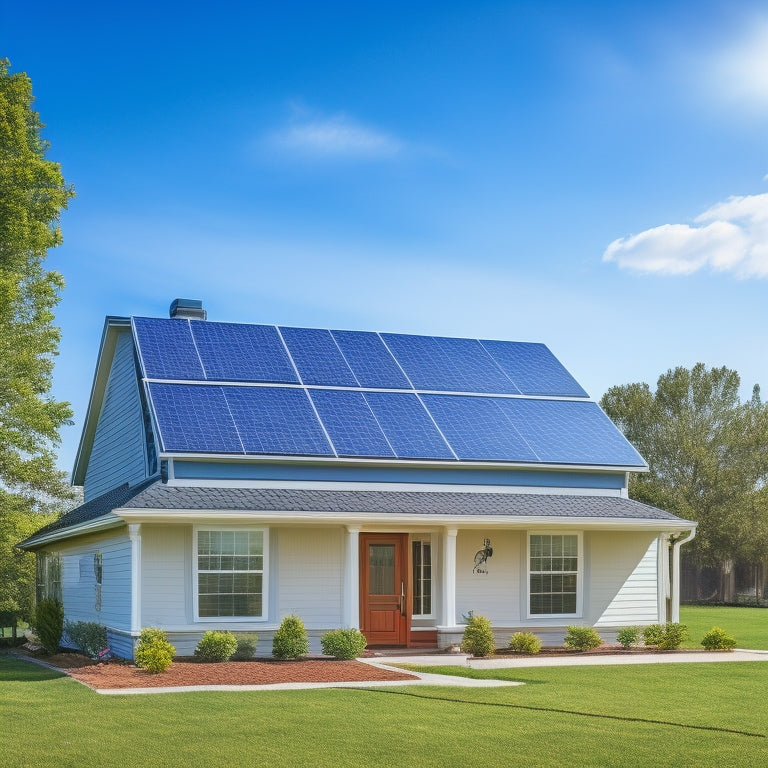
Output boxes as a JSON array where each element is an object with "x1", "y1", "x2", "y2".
[{"x1": 169, "y1": 298, "x2": 206, "y2": 320}]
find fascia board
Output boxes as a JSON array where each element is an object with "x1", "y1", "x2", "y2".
[{"x1": 17, "y1": 514, "x2": 125, "y2": 550}]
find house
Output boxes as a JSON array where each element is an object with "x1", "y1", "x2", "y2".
[{"x1": 20, "y1": 299, "x2": 696, "y2": 658}]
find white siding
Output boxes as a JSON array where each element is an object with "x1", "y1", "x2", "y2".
[
  {"x1": 141, "y1": 525, "x2": 191, "y2": 627},
  {"x1": 84, "y1": 331, "x2": 147, "y2": 501},
  {"x1": 276, "y1": 527, "x2": 343, "y2": 627},
  {"x1": 56, "y1": 529, "x2": 132, "y2": 633},
  {"x1": 455, "y1": 530, "x2": 523, "y2": 625},
  {"x1": 590, "y1": 533, "x2": 660, "y2": 626}
]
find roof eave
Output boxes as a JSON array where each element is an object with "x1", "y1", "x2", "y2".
[{"x1": 17, "y1": 514, "x2": 125, "y2": 550}]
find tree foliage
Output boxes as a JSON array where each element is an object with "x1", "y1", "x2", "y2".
[
  {"x1": 601, "y1": 364, "x2": 768, "y2": 566},
  {"x1": 0, "y1": 59, "x2": 75, "y2": 626}
]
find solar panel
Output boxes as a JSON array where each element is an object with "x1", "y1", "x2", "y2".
[
  {"x1": 380, "y1": 333, "x2": 519, "y2": 394},
  {"x1": 279, "y1": 326, "x2": 358, "y2": 387},
  {"x1": 148, "y1": 383, "x2": 243, "y2": 453},
  {"x1": 222, "y1": 386, "x2": 333, "y2": 456},
  {"x1": 494, "y1": 398, "x2": 645, "y2": 466},
  {"x1": 133, "y1": 317, "x2": 205, "y2": 380},
  {"x1": 363, "y1": 392, "x2": 455, "y2": 459},
  {"x1": 420, "y1": 394, "x2": 538, "y2": 462},
  {"x1": 309, "y1": 389, "x2": 395, "y2": 458},
  {"x1": 331, "y1": 330, "x2": 411, "y2": 389},
  {"x1": 480, "y1": 340, "x2": 588, "y2": 397},
  {"x1": 190, "y1": 322, "x2": 299, "y2": 383}
]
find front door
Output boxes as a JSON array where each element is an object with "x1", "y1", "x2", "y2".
[{"x1": 360, "y1": 533, "x2": 409, "y2": 646}]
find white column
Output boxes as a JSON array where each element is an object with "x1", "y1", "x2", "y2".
[
  {"x1": 440, "y1": 528, "x2": 457, "y2": 627},
  {"x1": 128, "y1": 524, "x2": 142, "y2": 634},
  {"x1": 656, "y1": 534, "x2": 667, "y2": 623},
  {"x1": 342, "y1": 526, "x2": 360, "y2": 629}
]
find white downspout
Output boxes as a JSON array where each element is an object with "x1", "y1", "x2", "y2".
[{"x1": 671, "y1": 529, "x2": 696, "y2": 623}]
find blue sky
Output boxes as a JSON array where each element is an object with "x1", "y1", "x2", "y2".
[{"x1": 4, "y1": 1, "x2": 768, "y2": 477}]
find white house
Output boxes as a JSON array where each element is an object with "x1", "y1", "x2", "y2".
[{"x1": 20, "y1": 299, "x2": 696, "y2": 658}]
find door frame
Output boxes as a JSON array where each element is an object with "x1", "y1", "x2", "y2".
[{"x1": 359, "y1": 533, "x2": 411, "y2": 647}]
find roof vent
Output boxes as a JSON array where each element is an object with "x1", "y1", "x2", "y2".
[{"x1": 169, "y1": 298, "x2": 206, "y2": 321}]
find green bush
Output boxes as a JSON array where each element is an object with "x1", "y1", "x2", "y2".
[
  {"x1": 701, "y1": 626, "x2": 737, "y2": 651},
  {"x1": 642, "y1": 624, "x2": 665, "y2": 647},
  {"x1": 34, "y1": 599, "x2": 64, "y2": 654},
  {"x1": 616, "y1": 626, "x2": 640, "y2": 649},
  {"x1": 194, "y1": 630, "x2": 238, "y2": 662},
  {"x1": 232, "y1": 634, "x2": 258, "y2": 660},
  {"x1": 564, "y1": 626, "x2": 603, "y2": 651},
  {"x1": 134, "y1": 627, "x2": 175, "y2": 673},
  {"x1": 320, "y1": 628, "x2": 367, "y2": 659},
  {"x1": 508, "y1": 632, "x2": 542, "y2": 654},
  {"x1": 64, "y1": 621, "x2": 108, "y2": 658},
  {"x1": 460, "y1": 615, "x2": 495, "y2": 657},
  {"x1": 657, "y1": 623, "x2": 688, "y2": 650},
  {"x1": 272, "y1": 615, "x2": 309, "y2": 659}
]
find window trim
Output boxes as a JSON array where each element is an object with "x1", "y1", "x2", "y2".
[
  {"x1": 411, "y1": 535, "x2": 435, "y2": 619},
  {"x1": 193, "y1": 526, "x2": 269, "y2": 623},
  {"x1": 526, "y1": 531, "x2": 583, "y2": 619}
]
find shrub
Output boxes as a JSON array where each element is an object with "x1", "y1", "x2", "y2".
[
  {"x1": 64, "y1": 621, "x2": 108, "y2": 658},
  {"x1": 564, "y1": 626, "x2": 603, "y2": 651},
  {"x1": 34, "y1": 599, "x2": 64, "y2": 654},
  {"x1": 460, "y1": 614, "x2": 495, "y2": 657},
  {"x1": 232, "y1": 634, "x2": 258, "y2": 660},
  {"x1": 508, "y1": 632, "x2": 542, "y2": 655},
  {"x1": 642, "y1": 624, "x2": 665, "y2": 647},
  {"x1": 616, "y1": 626, "x2": 640, "y2": 649},
  {"x1": 321, "y1": 628, "x2": 367, "y2": 659},
  {"x1": 272, "y1": 615, "x2": 309, "y2": 659},
  {"x1": 194, "y1": 630, "x2": 238, "y2": 662},
  {"x1": 134, "y1": 627, "x2": 175, "y2": 673},
  {"x1": 701, "y1": 626, "x2": 737, "y2": 651},
  {"x1": 657, "y1": 623, "x2": 688, "y2": 650}
]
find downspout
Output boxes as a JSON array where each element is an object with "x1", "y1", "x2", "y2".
[{"x1": 670, "y1": 529, "x2": 696, "y2": 623}]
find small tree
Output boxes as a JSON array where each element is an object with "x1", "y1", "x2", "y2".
[
  {"x1": 272, "y1": 615, "x2": 309, "y2": 659},
  {"x1": 34, "y1": 598, "x2": 63, "y2": 653},
  {"x1": 460, "y1": 615, "x2": 495, "y2": 657}
]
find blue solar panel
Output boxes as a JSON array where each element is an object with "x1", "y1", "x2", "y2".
[
  {"x1": 190, "y1": 322, "x2": 299, "y2": 383},
  {"x1": 363, "y1": 392, "x2": 455, "y2": 459},
  {"x1": 133, "y1": 317, "x2": 205, "y2": 380},
  {"x1": 420, "y1": 394, "x2": 538, "y2": 462},
  {"x1": 221, "y1": 386, "x2": 333, "y2": 456},
  {"x1": 381, "y1": 333, "x2": 519, "y2": 394},
  {"x1": 480, "y1": 340, "x2": 588, "y2": 397},
  {"x1": 331, "y1": 330, "x2": 412, "y2": 389},
  {"x1": 309, "y1": 389, "x2": 394, "y2": 458},
  {"x1": 495, "y1": 398, "x2": 645, "y2": 466},
  {"x1": 148, "y1": 383, "x2": 243, "y2": 453},
  {"x1": 279, "y1": 327, "x2": 358, "y2": 387}
]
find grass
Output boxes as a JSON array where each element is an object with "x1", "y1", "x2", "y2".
[
  {"x1": 679, "y1": 605, "x2": 768, "y2": 649},
  {"x1": 3, "y1": 654, "x2": 768, "y2": 768}
]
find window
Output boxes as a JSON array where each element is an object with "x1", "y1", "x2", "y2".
[
  {"x1": 528, "y1": 533, "x2": 580, "y2": 616},
  {"x1": 412, "y1": 539, "x2": 432, "y2": 616},
  {"x1": 36, "y1": 552, "x2": 62, "y2": 603},
  {"x1": 194, "y1": 529, "x2": 267, "y2": 620}
]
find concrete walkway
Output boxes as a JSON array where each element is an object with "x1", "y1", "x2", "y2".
[{"x1": 369, "y1": 649, "x2": 768, "y2": 669}]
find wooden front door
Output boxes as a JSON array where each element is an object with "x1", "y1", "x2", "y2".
[{"x1": 360, "y1": 533, "x2": 409, "y2": 646}]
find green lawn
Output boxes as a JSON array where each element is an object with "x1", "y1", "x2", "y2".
[
  {"x1": 3, "y1": 655, "x2": 767, "y2": 768},
  {"x1": 680, "y1": 605, "x2": 768, "y2": 649}
]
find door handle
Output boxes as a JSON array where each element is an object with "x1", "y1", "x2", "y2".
[{"x1": 400, "y1": 581, "x2": 406, "y2": 616}]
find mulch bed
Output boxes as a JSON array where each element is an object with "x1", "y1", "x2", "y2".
[{"x1": 14, "y1": 649, "x2": 417, "y2": 690}]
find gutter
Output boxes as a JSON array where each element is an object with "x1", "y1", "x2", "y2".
[{"x1": 671, "y1": 527, "x2": 697, "y2": 622}]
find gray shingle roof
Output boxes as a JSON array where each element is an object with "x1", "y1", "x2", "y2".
[{"x1": 121, "y1": 482, "x2": 688, "y2": 523}]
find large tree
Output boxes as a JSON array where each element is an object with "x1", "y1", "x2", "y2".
[
  {"x1": 601, "y1": 364, "x2": 768, "y2": 568},
  {"x1": 0, "y1": 59, "x2": 75, "y2": 630}
]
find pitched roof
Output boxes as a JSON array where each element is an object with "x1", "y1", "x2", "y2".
[{"x1": 119, "y1": 482, "x2": 687, "y2": 523}]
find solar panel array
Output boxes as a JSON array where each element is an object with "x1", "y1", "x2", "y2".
[{"x1": 133, "y1": 317, "x2": 645, "y2": 467}]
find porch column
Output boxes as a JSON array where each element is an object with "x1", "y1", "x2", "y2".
[
  {"x1": 128, "y1": 524, "x2": 142, "y2": 634},
  {"x1": 441, "y1": 528, "x2": 458, "y2": 627},
  {"x1": 342, "y1": 526, "x2": 360, "y2": 628}
]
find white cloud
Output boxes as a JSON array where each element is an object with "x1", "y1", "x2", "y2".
[
  {"x1": 708, "y1": 19, "x2": 768, "y2": 112},
  {"x1": 268, "y1": 111, "x2": 402, "y2": 159},
  {"x1": 603, "y1": 193, "x2": 768, "y2": 278}
]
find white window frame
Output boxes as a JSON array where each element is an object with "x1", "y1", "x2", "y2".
[
  {"x1": 526, "y1": 531, "x2": 583, "y2": 619},
  {"x1": 411, "y1": 535, "x2": 435, "y2": 619},
  {"x1": 193, "y1": 526, "x2": 269, "y2": 622}
]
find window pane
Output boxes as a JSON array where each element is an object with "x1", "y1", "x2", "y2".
[
  {"x1": 369, "y1": 544, "x2": 395, "y2": 595},
  {"x1": 530, "y1": 534, "x2": 578, "y2": 615}
]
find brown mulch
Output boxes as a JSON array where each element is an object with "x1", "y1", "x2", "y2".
[{"x1": 15, "y1": 649, "x2": 418, "y2": 690}]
